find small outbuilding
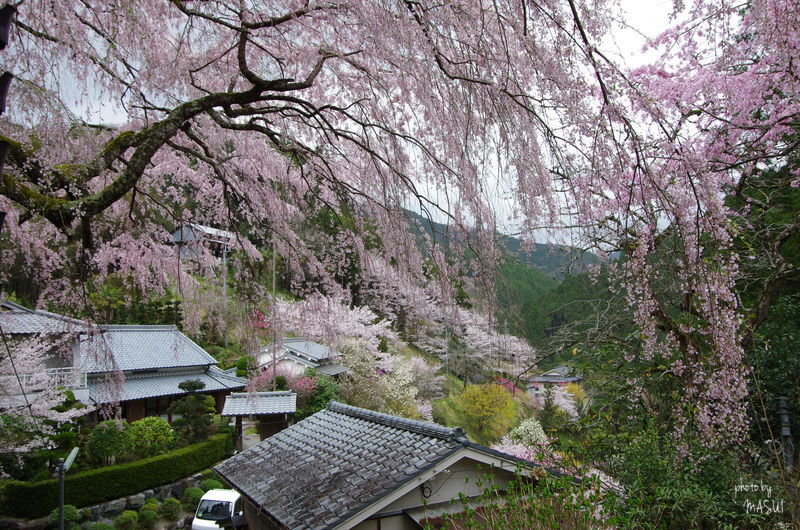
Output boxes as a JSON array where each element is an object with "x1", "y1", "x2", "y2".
[{"x1": 221, "y1": 391, "x2": 297, "y2": 450}]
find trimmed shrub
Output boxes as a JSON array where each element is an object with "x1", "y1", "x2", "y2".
[
  {"x1": 170, "y1": 394, "x2": 216, "y2": 444},
  {"x1": 87, "y1": 523, "x2": 115, "y2": 530},
  {"x1": 143, "y1": 496, "x2": 158, "y2": 507},
  {"x1": 138, "y1": 507, "x2": 158, "y2": 528},
  {"x1": 200, "y1": 479, "x2": 223, "y2": 492},
  {"x1": 160, "y1": 498, "x2": 181, "y2": 521},
  {"x1": 48, "y1": 504, "x2": 80, "y2": 523},
  {"x1": 128, "y1": 417, "x2": 174, "y2": 457},
  {"x1": 113, "y1": 510, "x2": 138, "y2": 530},
  {"x1": 0, "y1": 434, "x2": 228, "y2": 518},
  {"x1": 87, "y1": 420, "x2": 130, "y2": 464},
  {"x1": 182, "y1": 486, "x2": 204, "y2": 509},
  {"x1": 139, "y1": 503, "x2": 158, "y2": 514}
]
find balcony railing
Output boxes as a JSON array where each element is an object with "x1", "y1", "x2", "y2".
[{"x1": 3, "y1": 367, "x2": 87, "y2": 391}]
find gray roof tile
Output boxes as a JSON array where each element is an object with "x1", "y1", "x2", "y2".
[
  {"x1": 316, "y1": 363, "x2": 349, "y2": 376},
  {"x1": 0, "y1": 300, "x2": 88, "y2": 334},
  {"x1": 88, "y1": 367, "x2": 246, "y2": 403},
  {"x1": 80, "y1": 326, "x2": 217, "y2": 373},
  {"x1": 221, "y1": 392, "x2": 297, "y2": 416},
  {"x1": 215, "y1": 402, "x2": 467, "y2": 530},
  {"x1": 283, "y1": 339, "x2": 340, "y2": 362}
]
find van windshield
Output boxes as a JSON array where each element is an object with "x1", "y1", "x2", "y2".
[{"x1": 196, "y1": 500, "x2": 232, "y2": 521}]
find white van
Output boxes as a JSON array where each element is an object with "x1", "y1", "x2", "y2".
[{"x1": 191, "y1": 489, "x2": 246, "y2": 530}]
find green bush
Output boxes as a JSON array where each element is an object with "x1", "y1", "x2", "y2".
[
  {"x1": 138, "y1": 506, "x2": 158, "y2": 528},
  {"x1": 182, "y1": 486, "x2": 204, "y2": 509},
  {"x1": 128, "y1": 417, "x2": 174, "y2": 457},
  {"x1": 87, "y1": 523, "x2": 115, "y2": 530},
  {"x1": 235, "y1": 356, "x2": 255, "y2": 378},
  {"x1": 48, "y1": 504, "x2": 80, "y2": 523},
  {"x1": 160, "y1": 497, "x2": 181, "y2": 521},
  {"x1": 170, "y1": 393, "x2": 216, "y2": 444},
  {"x1": 0, "y1": 434, "x2": 229, "y2": 518},
  {"x1": 272, "y1": 375, "x2": 288, "y2": 391},
  {"x1": 143, "y1": 496, "x2": 158, "y2": 507},
  {"x1": 87, "y1": 420, "x2": 130, "y2": 464},
  {"x1": 139, "y1": 503, "x2": 158, "y2": 514},
  {"x1": 113, "y1": 510, "x2": 138, "y2": 530},
  {"x1": 200, "y1": 479, "x2": 223, "y2": 492}
]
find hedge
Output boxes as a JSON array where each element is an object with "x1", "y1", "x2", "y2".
[{"x1": 1, "y1": 433, "x2": 229, "y2": 519}]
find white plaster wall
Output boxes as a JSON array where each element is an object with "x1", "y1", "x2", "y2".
[{"x1": 379, "y1": 457, "x2": 517, "y2": 514}]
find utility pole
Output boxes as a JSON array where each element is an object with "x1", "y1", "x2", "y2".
[
  {"x1": 444, "y1": 309, "x2": 449, "y2": 377},
  {"x1": 57, "y1": 447, "x2": 79, "y2": 530},
  {"x1": 222, "y1": 242, "x2": 228, "y2": 348},
  {"x1": 271, "y1": 239, "x2": 277, "y2": 391}
]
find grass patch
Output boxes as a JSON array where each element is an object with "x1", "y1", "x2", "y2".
[
  {"x1": 432, "y1": 373, "x2": 468, "y2": 428},
  {"x1": 443, "y1": 373, "x2": 467, "y2": 395}
]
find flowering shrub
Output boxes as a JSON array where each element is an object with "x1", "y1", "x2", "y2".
[
  {"x1": 290, "y1": 376, "x2": 318, "y2": 400},
  {"x1": 508, "y1": 418, "x2": 549, "y2": 447},
  {"x1": 454, "y1": 384, "x2": 517, "y2": 445}
]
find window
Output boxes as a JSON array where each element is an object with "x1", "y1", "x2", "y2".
[{"x1": 196, "y1": 501, "x2": 232, "y2": 521}]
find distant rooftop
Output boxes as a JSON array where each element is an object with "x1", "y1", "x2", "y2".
[
  {"x1": 282, "y1": 338, "x2": 340, "y2": 362},
  {"x1": 0, "y1": 299, "x2": 88, "y2": 334},
  {"x1": 172, "y1": 223, "x2": 236, "y2": 245},
  {"x1": 529, "y1": 365, "x2": 582, "y2": 384},
  {"x1": 316, "y1": 363, "x2": 348, "y2": 376}
]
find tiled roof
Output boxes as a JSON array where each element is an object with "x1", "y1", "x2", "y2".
[
  {"x1": 316, "y1": 363, "x2": 349, "y2": 376},
  {"x1": 172, "y1": 223, "x2": 236, "y2": 243},
  {"x1": 282, "y1": 352, "x2": 317, "y2": 368},
  {"x1": 80, "y1": 326, "x2": 217, "y2": 373},
  {"x1": 529, "y1": 375, "x2": 581, "y2": 384},
  {"x1": 88, "y1": 366, "x2": 246, "y2": 403},
  {"x1": 221, "y1": 391, "x2": 297, "y2": 416},
  {"x1": 0, "y1": 299, "x2": 88, "y2": 334},
  {"x1": 215, "y1": 402, "x2": 469, "y2": 529},
  {"x1": 283, "y1": 339, "x2": 340, "y2": 361}
]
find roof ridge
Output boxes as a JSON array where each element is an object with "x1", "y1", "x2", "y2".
[
  {"x1": 228, "y1": 391, "x2": 294, "y2": 397},
  {"x1": 1, "y1": 299, "x2": 89, "y2": 327},
  {"x1": 99, "y1": 325, "x2": 178, "y2": 330},
  {"x1": 326, "y1": 401, "x2": 465, "y2": 441}
]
